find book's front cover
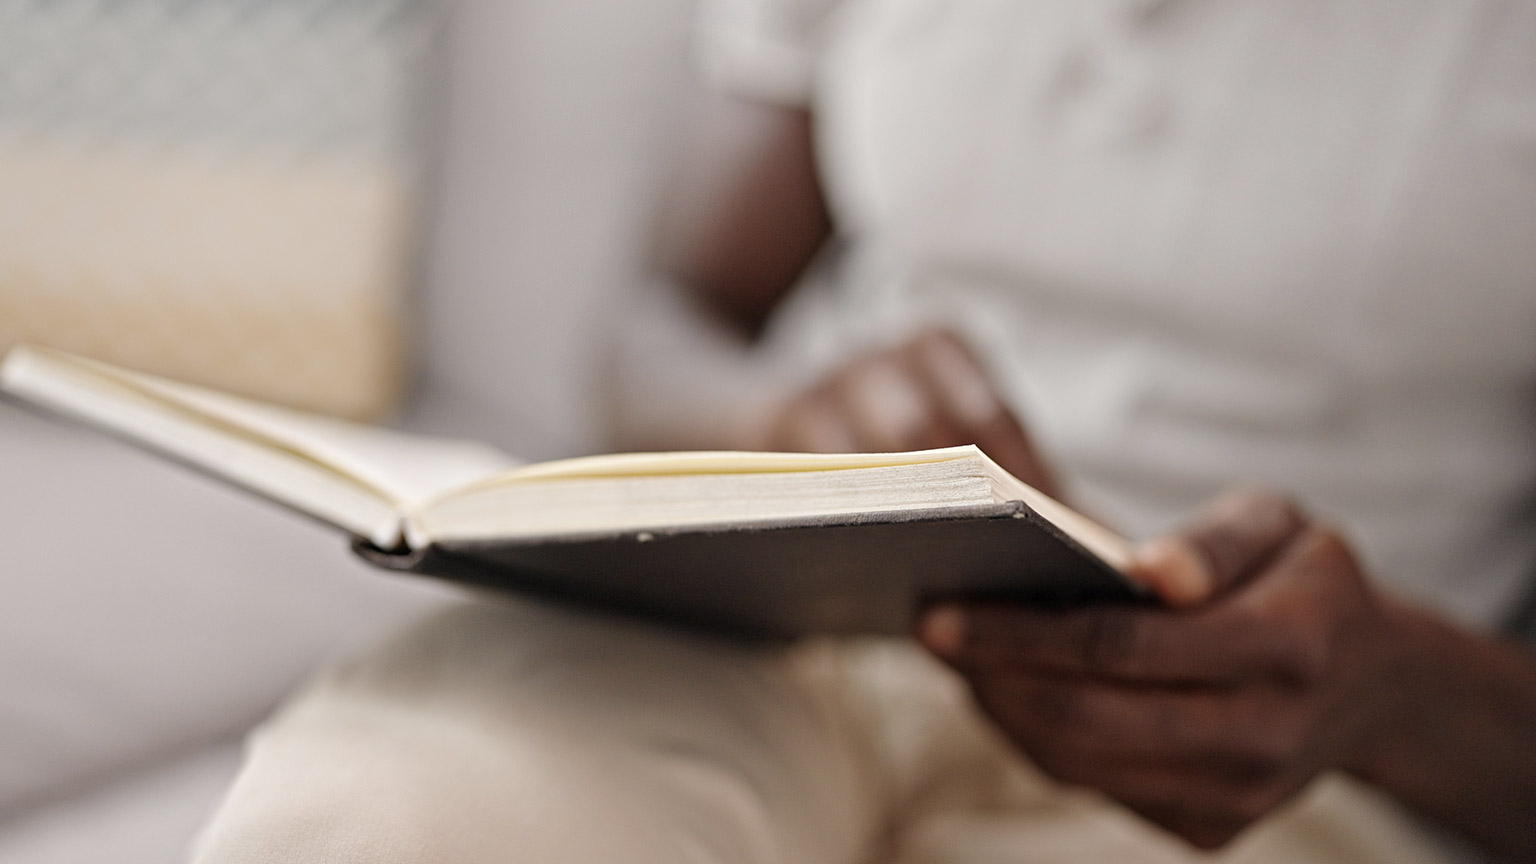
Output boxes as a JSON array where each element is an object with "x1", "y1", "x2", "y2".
[{"x1": 355, "y1": 502, "x2": 1142, "y2": 639}]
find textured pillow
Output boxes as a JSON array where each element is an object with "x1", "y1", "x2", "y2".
[{"x1": 0, "y1": 0, "x2": 433, "y2": 419}]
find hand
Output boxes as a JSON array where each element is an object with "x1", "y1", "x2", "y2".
[
  {"x1": 735, "y1": 327, "x2": 1059, "y2": 496},
  {"x1": 917, "y1": 489, "x2": 1401, "y2": 849}
]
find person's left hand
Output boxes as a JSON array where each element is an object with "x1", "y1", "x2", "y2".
[
  {"x1": 731, "y1": 327, "x2": 1060, "y2": 496},
  {"x1": 917, "y1": 489, "x2": 1402, "y2": 849}
]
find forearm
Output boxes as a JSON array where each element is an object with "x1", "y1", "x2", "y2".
[
  {"x1": 1349, "y1": 598, "x2": 1536, "y2": 861},
  {"x1": 611, "y1": 95, "x2": 831, "y2": 451}
]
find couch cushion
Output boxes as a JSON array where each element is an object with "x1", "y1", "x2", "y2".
[
  {"x1": 0, "y1": 741, "x2": 242, "y2": 864},
  {"x1": 0, "y1": 408, "x2": 456, "y2": 816},
  {"x1": 0, "y1": 0, "x2": 433, "y2": 420}
]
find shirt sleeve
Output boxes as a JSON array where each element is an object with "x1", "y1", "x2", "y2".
[{"x1": 692, "y1": 0, "x2": 847, "y2": 106}]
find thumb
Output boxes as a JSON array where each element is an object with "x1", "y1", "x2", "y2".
[{"x1": 1131, "y1": 488, "x2": 1307, "y2": 606}]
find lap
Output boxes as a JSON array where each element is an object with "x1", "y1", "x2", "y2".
[
  {"x1": 189, "y1": 598, "x2": 1461, "y2": 864},
  {"x1": 191, "y1": 598, "x2": 901, "y2": 863}
]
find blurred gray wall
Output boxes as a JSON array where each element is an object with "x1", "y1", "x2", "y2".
[{"x1": 411, "y1": 0, "x2": 695, "y2": 460}]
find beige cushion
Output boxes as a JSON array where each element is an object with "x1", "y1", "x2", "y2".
[
  {"x1": 0, "y1": 0, "x2": 427, "y2": 420},
  {"x1": 0, "y1": 140, "x2": 409, "y2": 419}
]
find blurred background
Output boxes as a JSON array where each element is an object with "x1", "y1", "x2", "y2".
[{"x1": 0, "y1": 0, "x2": 693, "y2": 859}]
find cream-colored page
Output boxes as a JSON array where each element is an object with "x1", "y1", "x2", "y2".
[{"x1": 1, "y1": 345, "x2": 516, "y2": 547}]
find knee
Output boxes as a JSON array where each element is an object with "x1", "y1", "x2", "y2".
[{"x1": 189, "y1": 720, "x2": 494, "y2": 863}]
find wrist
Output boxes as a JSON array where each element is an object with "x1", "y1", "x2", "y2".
[
  {"x1": 1339, "y1": 596, "x2": 1536, "y2": 861},
  {"x1": 1342, "y1": 597, "x2": 1468, "y2": 793}
]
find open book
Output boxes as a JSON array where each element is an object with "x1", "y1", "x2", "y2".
[{"x1": 1, "y1": 345, "x2": 1139, "y2": 637}]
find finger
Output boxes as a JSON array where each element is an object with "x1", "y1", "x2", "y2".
[
  {"x1": 1245, "y1": 522, "x2": 1363, "y2": 606},
  {"x1": 1119, "y1": 797, "x2": 1254, "y2": 851},
  {"x1": 1130, "y1": 488, "x2": 1307, "y2": 606},
  {"x1": 770, "y1": 394, "x2": 860, "y2": 453},
  {"x1": 1107, "y1": 762, "x2": 1310, "y2": 850},
  {"x1": 965, "y1": 676, "x2": 1305, "y2": 848},
  {"x1": 1003, "y1": 739, "x2": 1278, "y2": 849},
  {"x1": 907, "y1": 330, "x2": 1059, "y2": 495},
  {"x1": 908, "y1": 330, "x2": 1005, "y2": 426},
  {"x1": 968, "y1": 674, "x2": 1268, "y2": 768},
  {"x1": 1211, "y1": 522, "x2": 1367, "y2": 686},
  {"x1": 834, "y1": 354, "x2": 950, "y2": 453},
  {"x1": 919, "y1": 602, "x2": 1297, "y2": 686}
]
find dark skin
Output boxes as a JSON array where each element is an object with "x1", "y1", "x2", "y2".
[
  {"x1": 646, "y1": 95, "x2": 1536, "y2": 859},
  {"x1": 732, "y1": 328, "x2": 1063, "y2": 498},
  {"x1": 923, "y1": 492, "x2": 1536, "y2": 856}
]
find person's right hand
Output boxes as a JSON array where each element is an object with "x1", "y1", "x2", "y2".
[{"x1": 733, "y1": 327, "x2": 1059, "y2": 497}]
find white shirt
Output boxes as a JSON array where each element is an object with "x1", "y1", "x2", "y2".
[{"x1": 697, "y1": 0, "x2": 1536, "y2": 629}]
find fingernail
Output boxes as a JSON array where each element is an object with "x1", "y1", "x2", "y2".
[
  {"x1": 1131, "y1": 537, "x2": 1213, "y2": 606},
  {"x1": 921, "y1": 338, "x2": 1000, "y2": 426},
  {"x1": 919, "y1": 605, "x2": 966, "y2": 658}
]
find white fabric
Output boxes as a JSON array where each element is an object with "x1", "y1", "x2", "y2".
[
  {"x1": 190, "y1": 600, "x2": 1463, "y2": 864},
  {"x1": 708, "y1": 0, "x2": 1536, "y2": 630},
  {"x1": 693, "y1": 0, "x2": 845, "y2": 104}
]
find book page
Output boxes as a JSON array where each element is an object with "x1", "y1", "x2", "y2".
[
  {"x1": 983, "y1": 461, "x2": 1132, "y2": 572},
  {"x1": 138, "y1": 382, "x2": 520, "y2": 506},
  {"x1": 445, "y1": 446, "x2": 981, "y2": 492},
  {"x1": 1, "y1": 345, "x2": 516, "y2": 547},
  {"x1": 413, "y1": 456, "x2": 1000, "y2": 545}
]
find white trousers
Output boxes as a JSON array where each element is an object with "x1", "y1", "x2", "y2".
[{"x1": 189, "y1": 599, "x2": 1462, "y2": 864}]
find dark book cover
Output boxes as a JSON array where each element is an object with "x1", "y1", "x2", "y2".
[{"x1": 355, "y1": 500, "x2": 1143, "y2": 640}]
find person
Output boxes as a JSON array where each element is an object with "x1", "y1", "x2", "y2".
[{"x1": 190, "y1": 1, "x2": 1536, "y2": 861}]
